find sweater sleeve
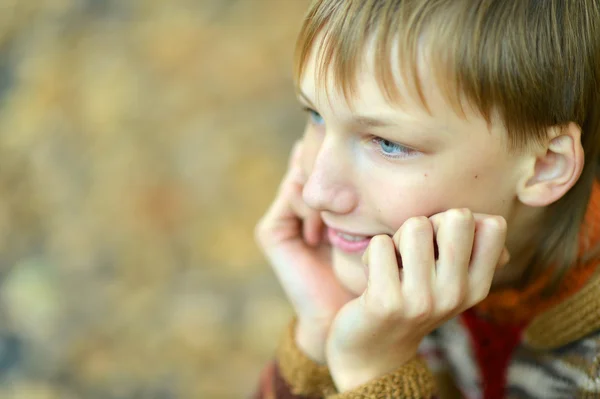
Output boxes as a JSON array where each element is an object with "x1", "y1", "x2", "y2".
[
  {"x1": 253, "y1": 319, "x2": 437, "y2": 399},
  {"x1": 252, "y1": 319, "x2": 337, "y2": 399},
  {"x1": 325, "y1": 356, "x2": 437, "y2": 399}
]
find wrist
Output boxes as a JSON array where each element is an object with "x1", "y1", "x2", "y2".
[
  {"x1": 328, "y1": 347, "x2": 417, "y2": 392},
  {"x1": 294, "y1": 319, "x2": 331, "y2": 364},
  {"x1": 330, "y1": 356, "x2": 435, "y2": 397},
  {"x1": 331, "y1": 362, "x2": 408, "y2": 392}
]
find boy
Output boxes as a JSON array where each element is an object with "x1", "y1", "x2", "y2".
[{"x1": 254, "y1": 0, "x2": 600, "y2": 398}]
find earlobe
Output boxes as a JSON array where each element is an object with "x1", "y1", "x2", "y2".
[{"x1": 517, "y1": 123, "x2": 584, "y2": 207}]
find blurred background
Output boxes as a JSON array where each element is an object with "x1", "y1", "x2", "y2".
[{"x1": 0, "y1": 0, "x2": 309, "y2": 398}]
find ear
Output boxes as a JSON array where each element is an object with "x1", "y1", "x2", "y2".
[{"x1": 517, "y1": 122, "x2": 584, "y2": 207}]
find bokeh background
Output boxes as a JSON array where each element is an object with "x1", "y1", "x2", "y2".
[{"x1": 0, "y1": 1, "x2": 309, "y2": 398}]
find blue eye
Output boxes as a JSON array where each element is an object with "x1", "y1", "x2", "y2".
[
  {"x1": 380, "y1": 139, "x2": 401, "y2": 153},
  {"x1": 304, "y1": 108, "x2": 325, "y2": 126},
  {"x1": 373, "y1": 137, "x2": 414, "y2": 158}
]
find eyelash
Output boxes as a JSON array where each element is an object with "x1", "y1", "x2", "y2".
[
  {"x1": 302, "y1": 107, "x2": 324, "y2": 126},
  {"x1": 301, "y1": 106, "x2": 417, "y2": 160},
  {"x1": 370, "y1": 137, "x2": 416, "y2": 159}
]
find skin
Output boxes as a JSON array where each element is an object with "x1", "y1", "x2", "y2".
[{"x1": 255, "y1": 36, "x2": 584, "y2": 392}]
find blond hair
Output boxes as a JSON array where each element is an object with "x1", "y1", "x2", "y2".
[{"x1": 294, "y1": 0, "x2": 600, "y2": 288}]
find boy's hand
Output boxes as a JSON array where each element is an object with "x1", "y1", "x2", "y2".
[
  {"x1": 325, "y1": 209, "x2": 509, "y2": 391},
  {"x1": 255, "y1": 141, "x2": 355, "y2": 364}
]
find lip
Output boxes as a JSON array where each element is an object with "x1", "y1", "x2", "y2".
[{"x1": 326, "y1": 227, "x2": 373, "y2": 253}]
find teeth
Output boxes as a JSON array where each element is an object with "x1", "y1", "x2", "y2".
[{"x1": 338, "y1": 232, "x2": 367, "y2": 242}]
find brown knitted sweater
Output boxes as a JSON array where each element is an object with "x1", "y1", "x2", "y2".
[{"x1": 253, "y1": 185, "x2": 600, "y2": 399}]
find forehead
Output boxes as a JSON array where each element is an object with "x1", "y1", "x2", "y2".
[{"x1": 298, "y1": 36, "x2": 461, "y2": 125}]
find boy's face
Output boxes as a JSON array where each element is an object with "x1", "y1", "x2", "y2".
[{"x1": 297, "y1": 42, "x2": 530, "y2": 295}]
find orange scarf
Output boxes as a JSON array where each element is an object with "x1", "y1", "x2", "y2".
[{"x1": 474, "y1": 182, "x2": 600, "y2": 324}]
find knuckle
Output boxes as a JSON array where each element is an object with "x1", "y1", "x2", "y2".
[
  {"x1": 402, "y1": 216, "x2": 432, "y2": 236},
  {"x1": 254, "y1": 217, "x2": 278, "y2": 248},
  {"x1": 254, "y1": 220, "x2": 266, "y2": 241},
  {"x1": 485, "y1": 215, "x2": 507, "y2": 232},
  {"x1": 439, "y1": 286, "x2": 467, "y2": 312},
  {"x1": 371, "y1": 234, "x2": 394, "y2": 256},
  {"x1": 392, "y1": 229, "x2": 402, "y2": 247},
  {"x1": 471, "y1": 282, "x2": 493, "y2": 304},
  {"x1": 429, "y1": 212, "x2": 443, "y2": 225},
  {"x1": 371, "y1": 234, "x2": 390, "y2": 248},
  {"x1": 254, "y1": 222, "x2": 266, "y2": 248},
  {"x1": 406, "y1": 295, "x2": 433, "y2": 322},
  {"x1": 446, "y1": 208, "x2": 474, "y2": 225},
  {"x1": 368, "y1": 295, "x2": 402, "y2": 321}
]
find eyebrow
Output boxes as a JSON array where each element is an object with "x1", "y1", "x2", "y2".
[{"x1": 296, "y1": 90, "x2": 398, "y2": 128}]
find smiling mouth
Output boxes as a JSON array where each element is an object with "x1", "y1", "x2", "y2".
[
  {"x1": 336, "y1": 231, "x2": 371, "y2": 242},
  {"x1": 327, "y1": 228, "x2": 373, "y2": 253}
]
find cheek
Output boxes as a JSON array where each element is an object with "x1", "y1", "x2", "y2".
[
  {"x1": 362, "y1": 165, "x2": 507, "y2": 229},
  {"x1": 358, "y1": 144, "x2": 518, "y2": 229},
  {"x1": 436, "y1": 151, "x2": 518, "y2": 214},
  {"x1": 332, "y1": 251, "x2": 367, "y2": 295},
  {"x1": 365, "y1": 176, "x2": 446, "y2": 229}
]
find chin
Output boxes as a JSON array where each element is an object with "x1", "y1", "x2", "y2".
[{"x1": 332, "y1": 249, "x2": 368, "y2": 296}]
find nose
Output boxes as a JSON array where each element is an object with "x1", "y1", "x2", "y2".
[{"x1": 302, "y1": 137, "x2": 358, "y2": 214}]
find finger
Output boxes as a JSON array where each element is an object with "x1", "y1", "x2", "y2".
[
  {"x1": 321, "y1": 224, "x2": 331, "y2": 245},
  {"x1": 364, "y1": 235, "x2": 403, "y2": 313},
  {"x1": 432, "y1": 209, "x2": 475, "y2": 310},
  {"x1": 288, "y1": 175, "x2": 313, "y2": 220},
  {"x1": 498, "y1": 246, "x2": 510, "y2": 267},
  {"x1": 262, "y1": 165, "x2": 303, "y2": 223},
  {"x1": 431, "y1": 211, "x2": 505, "y2": 263},
  {"x1": 361, "y1": 244, "x2": 370, "y2": 265},
  {"x1": 397, "y1": 217, "x2": 435, "y2": 318},
  {"x1": 259, "y1": 157, "x2": 309, "y2": 243},
  {"x1": 289, "y1": 140, "x2": 304, "y2": 170},
  {"x1": 467, "y1": 215, "x2": 507, "y2": 305},
  {"x1": 303, "y1": 211, "x2": 324, "y2": 246},
  {"x1": 271, "y1": 138, "x2": 311, "y2": 217}
]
